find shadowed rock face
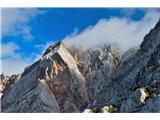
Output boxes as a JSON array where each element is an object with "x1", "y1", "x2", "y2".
[
  {"x1": 1, "y1": 19, "x2": 160, "y2": 113},
  {"x1": 79, "y1": 45, "x2": 122, "y2": 102},
  {"x1": 89, "y1": 19, "x2": 160, "y2": 112}
]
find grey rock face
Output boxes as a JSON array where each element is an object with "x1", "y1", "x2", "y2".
[
  {"x1": 1, "y1": 70, "x2": 60, "y2": 113},
  {"x1": 140, "y1": 96, "x2": 160, "y2": 112},
  {"x1": 120, "y1": 91, "x2": 142, "y2": 112},
  {"x1": 89, "y1": 19, "x2": 160, "y2": 112},
  {"x1": 2, "y1": 80, "x2": 60, "y2": 112},
  {"x1": 0, "y1": 74, "x2": 21, "y2": 94},
  {"x1": 80, "y1": 45, "x2": 122, "y2": 102},
  {"x1": 0, "y1": 74, "x2": 21, "y2": 112},
  {"x1": 62, "y1": 100, "x2": 80, "y2": 113},
  {"x1": 122, "y1": 47, "x2": 139, "y2": 61}
]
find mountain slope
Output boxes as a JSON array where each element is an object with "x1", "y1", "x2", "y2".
[
  {"x1": 1, "y1": 41, "x2": 89, "y2": 113},
  {"x1": 88, "y1": 18, "x2": 160, "y2": 112}
]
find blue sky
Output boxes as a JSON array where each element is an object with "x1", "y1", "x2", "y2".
[{"x1": 1, "y1": 8, "x2": 160, "y2": 75}]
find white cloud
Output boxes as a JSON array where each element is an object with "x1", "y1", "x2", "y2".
[
  {"x1": 0, "y1": 8, "x2": 46, "y2": 75},
  {"x1": 1, "y1": 8, "x2": 45, "y2": 41},
  {"x1": 63, "y1": 10, "x2": 160, "y2": 52},
  {"x1": 0, "y1": 42, "x2": 31, "y2": 75},
  {"x1": 0, "y1": 54, "x2": 31, "y2": 76},
  {"x1": 1, "y1": 42, "x2": 19, "y2": 57}
]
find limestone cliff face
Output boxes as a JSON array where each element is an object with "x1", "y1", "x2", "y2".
[
  {"x1": 79, "y1": 45, "x2": 122, "y2": 102},
  {"x1": 40, "y1": 41, "x2": 89, "y2": 112},
  {"x1": 88, "y1": 19, "x2": 160, "y2": 112},
  {"x1": 1, "y1": 41, "x2": 89, "y2": 113}
]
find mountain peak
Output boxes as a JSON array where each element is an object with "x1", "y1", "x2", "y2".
[
  {"x1": 42, "y1": 41, "x2": 64, "y2": 57},
  {"x1": 2, "y1": 40, "x2": 89, "y2": 113}
]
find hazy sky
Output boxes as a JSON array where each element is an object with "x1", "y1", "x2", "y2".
[{"x1": 1, "y1": 8, "x2": 160, "y2": 75}]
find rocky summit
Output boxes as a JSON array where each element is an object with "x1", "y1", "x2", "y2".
[
  {"x1": 1, "y1": 19, "x2": 160, "y2": 113},
  {"x1": 1, "y1": 41, "x2": 89, "y2": 113}
]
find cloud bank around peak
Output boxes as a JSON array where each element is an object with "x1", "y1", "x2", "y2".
[{"x1": 63, "y1": 10, "x2": 160, "y2": 52}]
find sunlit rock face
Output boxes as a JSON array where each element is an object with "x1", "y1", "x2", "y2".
[
  {"x1": 1, "y1": 41, "x2": 89, "y2": 113},
  {"x1": 41, "y1": 41, "x2": 89, "y2": 112}
]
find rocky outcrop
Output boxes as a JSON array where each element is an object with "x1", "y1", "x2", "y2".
[
  {"x1": 1, "y1": 41, "x2": 89, "y2": 113},
  {"x1": 0, "y1": 74, "x2": 22, "y2": 112},
  {"x1": 41, "y1": 41, "x2": 89, "y2": 112},
  {"x1": 1, "y1": 69, "x2": 60, "y2": 112},
  {"x1": 0, "y1": 74, "x2": 21, "y2": 94},
  {"x1": 80, "y1": 45, "x2": 122, "y2": 101},
  {"x1": 88, "y1": 19, "x2": 160, "y2": 112}
]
